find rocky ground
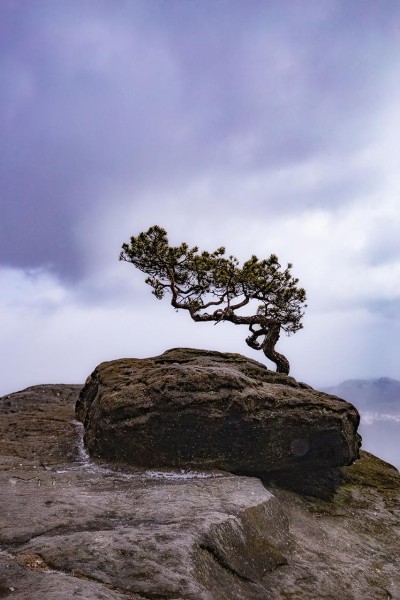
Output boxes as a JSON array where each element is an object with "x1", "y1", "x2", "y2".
[{"x1": 1, "y1": 363, "x2": 400, "y2": 599}]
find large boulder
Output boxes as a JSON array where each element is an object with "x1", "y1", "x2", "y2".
[{"x1": 76, "y1": 348, "x2": 361, "y2": 473}]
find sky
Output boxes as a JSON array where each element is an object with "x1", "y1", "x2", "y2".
[{"x1": 1, "y1": 0, "x2": 400, "y2": 396}]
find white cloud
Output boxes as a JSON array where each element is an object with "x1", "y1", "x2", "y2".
[
  {"x1": 0, "y1": 267, "x2": 251, "y2": 395},
  {"x1": 0, "y1": 268, "x2": 68, "y2": 310},
  {"x1": 2, "y1": 193, "x2": 400, "y2": 398}
]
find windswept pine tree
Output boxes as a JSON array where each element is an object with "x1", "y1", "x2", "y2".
[{"x1": 120, "y1": 226, "x2": 307, "y2": 374}]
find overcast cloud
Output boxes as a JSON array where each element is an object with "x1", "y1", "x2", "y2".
[{"x1": 1, "y1": 0, "x2": 400, "y2": 395}]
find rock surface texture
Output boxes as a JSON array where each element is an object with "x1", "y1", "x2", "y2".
[
  {"x1": 76, "y1": 348, "x2": 361, "y2": 473},
  {"x1": 1, "y1": 358, "x2": 400, "y2": 599}
]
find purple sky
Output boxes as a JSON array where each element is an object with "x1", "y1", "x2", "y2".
[{"x1": 1, "y1": 0, "x2": 400, "y2": 395}]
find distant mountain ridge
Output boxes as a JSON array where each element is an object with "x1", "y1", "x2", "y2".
[
  {"x1": 322, "y1": 377, "x2": 400, "y2": 413},
  {"x1": 322, "y1": 378, "x2": 400, "y2": 468}
]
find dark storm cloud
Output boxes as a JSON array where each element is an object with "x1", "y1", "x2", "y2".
[{"x1": 1, "y1": 0, "x2": 399, "y2": 278}]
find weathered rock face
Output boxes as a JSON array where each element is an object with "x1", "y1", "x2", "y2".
[
  {"x1": 76, "y1": 348, "x2": 361, "y2": 473},
  {"x1": 1, "y1": 383, "x2": 399, "y2": 599},
  {"x1": 0, "y1": 384, "x2": 291, "y2": 600},
  {"x1": 0, "y1": 384, "x2": 82, "y2": 465}
]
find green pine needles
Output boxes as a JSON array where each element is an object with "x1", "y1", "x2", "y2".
[{"x1": 120, "y1": 225, "x2": 307, "y2": 374}]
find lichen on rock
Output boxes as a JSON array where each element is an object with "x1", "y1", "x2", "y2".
[{"x1": 76, "y1": 347, "x2": 361, "y2": 474}]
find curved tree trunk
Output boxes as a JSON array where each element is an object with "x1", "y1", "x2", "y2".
[
  {"x1": 261, "y1": 323, "x2": 290, "y2": 375},
  {"x1": 245, "y1": 322, "x2": 290, "y2": 375}
]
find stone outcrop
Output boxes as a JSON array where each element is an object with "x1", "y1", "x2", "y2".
[
  {"x1": 0, "y1": 384, "x2": 290, "y2": 599},
  {"x1": 1, "y1": 382, "x2": 399, "y2": 599},
  {"x1": 76, "y1": 348, "x2": 361, "y2": 473},
  {"x1": 0, "y1": 384, "x2": 82, "y2": 466}
]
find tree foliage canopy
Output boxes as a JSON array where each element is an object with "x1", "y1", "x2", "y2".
[{"x1": 120, "y1": 225, "x2": 307, "y2": 374}]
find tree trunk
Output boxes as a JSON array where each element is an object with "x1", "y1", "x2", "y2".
[
  {"x1": 261, "y1": 323, "x2": 290, "y2": 375},
  {"x1": 245, "y1": 322, "x2": 290, "y2": 374}
]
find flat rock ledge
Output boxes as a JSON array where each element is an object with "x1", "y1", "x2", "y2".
[
  {"x1": 76, "y1": 348, "x2": 361, "y2": 473},
  {"x1": 1, "y1": 384, "x2": 399, "y2": 599}
]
